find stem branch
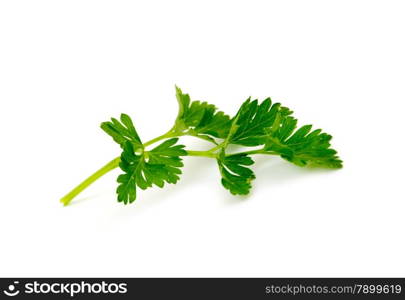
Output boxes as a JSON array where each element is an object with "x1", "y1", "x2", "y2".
[
  {"x1": 226, "y1": 149, "x2": 278, "y2": 157},
  {"x1": 143, "y1": 130, "x2": 175, "y2": 147},
  {"x1": 60, "y1": 157, "x2": 121, "y2": 206},
  {"x1": 186, "y1": 150, "x2": 217, "y2": 158}
]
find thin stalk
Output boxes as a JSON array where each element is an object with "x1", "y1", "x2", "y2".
[
  {"x1": 208, "y1": 142, "x2": 225, "y2": 153},
  {"x1": 226, "y1": 149, "x2": 278, "y2": 157},
  {"x1": 60, "y1": 157, "x2": 121, "y2": 206},
  {"x1": 143, "y1": 130, "x2": 176, "y2": 147},
  {"x1": 186, "y1": 150, "x2": 217, "y2": 158}
]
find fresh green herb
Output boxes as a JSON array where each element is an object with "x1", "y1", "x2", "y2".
[{"x1": 60, "y1": 86, "x2": 342, "y2": 206}]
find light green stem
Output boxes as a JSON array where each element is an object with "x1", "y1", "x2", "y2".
[
  {"x1": 226, "y1": 149, "x2": 278, "y2": 157},
  {"x1": 208, "y1": 142, "x2": 225, "y2": 153},
  {"x1": 60, "y1": 157, "x2": 121, "y2": 206},
  {"x1": 143, "y1": 131, "x2": 175, "y2": 147},
  {"x1": 186, "y1": 150, "x2": 217, "y2": 158}
]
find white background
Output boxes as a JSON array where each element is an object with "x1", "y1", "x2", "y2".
[{"x1": 0, "y1": 0, "x2": 404, "y2": 277}]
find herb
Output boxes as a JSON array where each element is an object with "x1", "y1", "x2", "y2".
[{"x1": 60, "y1": 86, "x2": 342, "y2": 205}]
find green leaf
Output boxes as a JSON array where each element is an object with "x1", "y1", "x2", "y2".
[
  {"x1": 101, "y1": 113, "x2": 142, "y2": 149},
  {"x1": 117, "y1": 138, "x2": 187, "y2": 204},
  {"x1": 228, "y1": 97, "x2": 293, "y2": 146},
  {"x1": 217, "y1": 151, "x2": 256, "y2": 195},
  {"x1": 264, "y1": 121, "x2": 343, "y2": 168},
  {"x1": 175, "y1": 86, "x2": 232, "y2": 139}
]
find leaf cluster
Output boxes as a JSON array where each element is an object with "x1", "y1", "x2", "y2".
[{"x1": 99, "y1": 87, "x2": 342, "y2": 203}]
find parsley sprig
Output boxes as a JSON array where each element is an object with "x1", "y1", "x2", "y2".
[{"x1": 61, "y1": 86, "x2": 342, "y2": 205}]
